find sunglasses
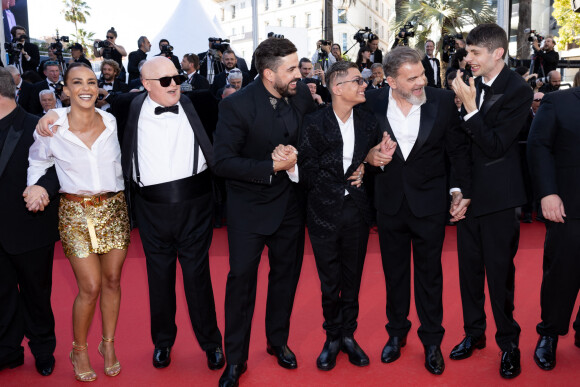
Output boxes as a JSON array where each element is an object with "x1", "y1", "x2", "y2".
[
  {"x1": 336, "y1": 77, "x2": 365, "y2": 86},
  {"x1": 145, "y1": 75, "x2": 186, "y2": 87},
  {"x1": 106, "y1": 36, "x2": 115, "y2": 40}
]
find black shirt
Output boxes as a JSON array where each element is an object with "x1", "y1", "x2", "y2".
[
  {"x1": 533, "y1": 49, "x2": 559, "y2": 77},
  {"x1": 127, "y1": 49, "x2": 147, "y2": 82},
  {"x1": 0, "y1": 107, "x2": 19, "y2": 156}
]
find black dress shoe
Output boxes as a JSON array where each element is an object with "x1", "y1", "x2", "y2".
[
  {"x1": 341, "y1": 336, "x2": 369, "y2": 367},
  {"x1": 381, "y1": 336, "x2": 406, "y2": 363},
  {"x1": 35, "y1": 354, "x2": 55, "y2": 376},
  {"x1": 316, "y1": 338, "x2": 341, "y2": 371},
  {"x1": 153, "y1": 347, "x2": 171, "y2": 369},
  {"x1": 500, "y1": 347, "x2": 521, "y2": 379},
  {"x1": 534, "y1": 335, "x2": 557, "y2": 370},
  {"x1": 206, "y1": 346, "x2": 225, "y2": 370},
  {"x1": 0, "y1": 351, "x2": 24, "y2": 372},
  {"x1": 218, "y1": 363, "x2": 247, "y2": 387},
  {"x1": 449, "y1": 334, "x2": 486, "y2": 360},
  {"x1": 266, "y1": 343, "x2": 297, "y2": 369},
  {"x1": 575, "y1": 331, "x2": 580, "y2": 348},
  {"x1": 424, "y1": 345, "x2": 445, "y2": 375}
]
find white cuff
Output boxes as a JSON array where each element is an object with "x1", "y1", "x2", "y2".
[
  {"x1": 463, "y1": 110, "x2": 478, "y2": 121},
  {"x1": 449, "y1": 187, "x2": 461, "y2": 195},
  {"x1": 286, "y1": 164, "x2": 299, "y2": 183}
]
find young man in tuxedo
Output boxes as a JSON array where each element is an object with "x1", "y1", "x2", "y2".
[
  {"x1": 0, "y1": 67, "x2": 59, "y2": 377},
  {"x1": 364, "y1": 46, "x2": 471, "y2": 376},
  {"x1": 213, "y1": 37, "x2": 315, "y2": 387},
  {"x1": 451, "y1": 23, "x2": 533, "y2": 379},
  {"x1": 527, "y1": 87, "x2": 580, "y2": 370},
  {"x1": 421, "y1": 40, "x2": 441, "y2": 88}
]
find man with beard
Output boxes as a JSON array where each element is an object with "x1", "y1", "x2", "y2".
[
  {"x1": 213, "y1": 37, "x2": 315, "y2": 387},
  {"x1": 364, "y1": 46, "x2": 471, "y2": 375},
  {"x1": 96, "y1": 59, "x2": 129, "y2": 112},
  {"x1": 451, "y1": 23, "x2": 532, "y2": 379},
  {"x1": 127, "y1": 36, "x2": 151, "y2": 82},
  {"x1": 210, "y1": 50, "x2": 250, "y2": 97}
]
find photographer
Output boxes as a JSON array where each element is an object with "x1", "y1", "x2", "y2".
[
  {"x1": 445, "y1": 48, "x2": 471, "y2": 89},
  {"x1": 198, "y1": 38, "x2": 226, "y2": 84},
  {"x1": 442, "y1": 35, "x2": 465, "y2": 63},
  {"x1": 155, "y1": 39, "x2": 181, "y2": 71},
  {"x1": 538, "y1": 70, "x2": 561, "y2": 94},
  {"x1": 92, "y1": 27, "x2": 127, "y2": 80},
  {"x1": 312, "y1": 39, "x2": 336, "y2": 71},
  {"x1": 532, "y1": 36, "x2": 558, "y2": 78},
  {"x1": 29, "y1": 61, "x2": 67, "y2": 115},
  {"x1": 67, "y1": 43, "x2": 91, "y2": 68},
  {"x1": 368, "y1": 37, "x2": 383, "y2": 64},
  {"x1": 127, "y1": 36, "x2": 151, "y2": 82},
  {"x1": 8, "y1": 25, "x2": 40, "y2": 74}
]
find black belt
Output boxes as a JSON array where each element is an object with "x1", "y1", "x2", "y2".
[{"x1": 132, "y1": 170, "x2": 211, "y2": 204}]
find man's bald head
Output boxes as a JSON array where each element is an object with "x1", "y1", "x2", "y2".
[
  {"x1": 141, "y1": 56, "x2": 181, "y2": 107},
  {"x1": 141, "y1": 56, "x2": 178, "y2": 79}
]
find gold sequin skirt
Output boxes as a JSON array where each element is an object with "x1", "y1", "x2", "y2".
[{"x1": 59, "y1": 191, "x2": 130, "y2": 258}]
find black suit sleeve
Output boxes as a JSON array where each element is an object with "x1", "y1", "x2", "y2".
[
  {"x1": 36, "y1": 166, "x2": 60, "y2": 199},
  {"x1": 127, "y1": 52, "x2": 139, "y2": 76},
  {"x1": 527, "y1": 94, "x2": 558, "y2": 200},
  {"x1": 24, "y1": 43, "x2": 40, "y2": 73},
  {"x1": 444, "y1": 95, "x2": 471, "y2": 197},
  {"x1": 462, "y1": 83, "x2": 533, "y2": 159}
]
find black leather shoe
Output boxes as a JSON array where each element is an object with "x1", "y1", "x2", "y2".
[
  {"x1": 575, "y1": 331, "x2": 580, "y2": 348},
  {"x1": 316, "y1": 338, "x2": 341, "y2": 371},
  {"x1": 424, "y1": 345, "x2": 445, "y2": 375},
  {"x1": 534, "y1": 335, "x2": 557, "y2": 371},
  {"x1": 0, "y1": 352, "x2": 24, "y2": 372},
  {"x1": 266, "y1": 343, "x2": 297, "y2": 369},
  {"x1": 341, "y1": 336, "x2": 369, "y2": 367},
  {"x1": 449, "y1": 334, "x2": 486, "y2": 360},
  {"x1": 206, "y1": 346, "x2": 225, "y2": 370},
  {"x1": 500, "y1": 347, "x2": 521, "y2": 379},
  {"x1": 218, "y1": 363, "x2": 247, "y2": 387},
  {"x1": 152, "y1": 347, "x2": 171, "y2": 369},
  {"x1": 381, "y1": 336, "x2": 406, "y2": 363},
  {"x1": 35, "y1": 354, "x2": 55, "y2": 376}
]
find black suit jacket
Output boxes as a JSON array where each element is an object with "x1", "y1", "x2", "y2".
[
  {"x1": 0, "y1": 106, "x2": 59, "y2": 255},
  {"x1": 528, "y1": 87, "x2": 580, "y2": 218},
  {"x1": 100, "y1": 79, "x2": 130, "y2": 94},
  {"x1": 9, "y1": 42, "x2": 40, "y2": 74},
  {"x1": 372, "y1": 49, "x2": 383, "y2": 65},
  {"x1": 298, "y1": 105, "x2": 377, "y2": 237},
  {"x1": 213, "y1": 79, "x2": 315, "y2": 234},
  {"x1": 198, "y1": 51, "x2": 225, "y2": 80},
  {"x1": 16, "y1": 80, "x2": 33, "y2": 111},
  {"x1": 364, "y1": 86, "x2": 471, "y2": 217},
  {"x1": 127, "y1": 49, "x2": 147, "y2": 82},
  {"x1": 189, "y1": 73, "x2": 210, "y2": 90},
  {"x1": 422, "y1": 55, "x2": 441, "y2": 88},
  {"x1": 29, "y1": 80, "x2": 60, "y2": 115},
  {"x1": 461, "y1": 65, "x2": 533, "y2": 216}
]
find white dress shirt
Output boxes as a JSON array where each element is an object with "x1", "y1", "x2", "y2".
[
  {"x1": 28, "y1": 108, "x2": 124, "y2": 195},
  {"x1": 387, "y1": 88, "x2": 423, "y2": 160},
  {"x1": 334, "y1": 109, "x2": 355, "y2": 195},
  {"x1": 134, "y1": 95, "x2": 207, "y2": 186}
]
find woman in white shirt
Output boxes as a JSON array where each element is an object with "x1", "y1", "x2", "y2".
[{"x1": 26, "y1": 62, "x2": 129, "y2": 382}]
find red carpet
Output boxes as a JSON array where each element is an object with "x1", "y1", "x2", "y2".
[{"x1": 2, "y1": 221, "x2": 579, "y2": 386}]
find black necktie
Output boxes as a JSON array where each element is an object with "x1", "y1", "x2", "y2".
[{"x1": 154, "y1": 105, "x2": 179, "y2": 115}]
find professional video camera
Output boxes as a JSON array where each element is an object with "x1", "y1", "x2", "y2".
[
  {"x1": 442, "y1": 33, "x2": 462, "y2": 56},
  {"x1": 4, "y1": 39, "x2": 23, "y2": 55},
  {"x1": 267, "y1": 32, "x2": 284, "y2": 39},
  {"x1": 49, "y1": 33, "x2": 69, "y2": 59},
  {"x1": 353, "y1": 27, "x2": 378, "y2": 48},
  {"x1": 209, "y1": 37, "x2": 230, "y2": 53},
  {"x1": 526, "y1": 29, "x2": 544, "y2": 43},
  {"x1": 53, "y1": 81, "x2": 65, "y2": 98},
  {"x1": 160, "y1": 44, "x2": 174, "y2": 56},
  {"x1": 393, "y1": 23, "x2": 415, "y2": 47}
]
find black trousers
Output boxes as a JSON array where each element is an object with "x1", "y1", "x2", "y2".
[
  {"x1": 135, "y1": 191, "x2": 222, "y2": 350},
  {"x1": 309, "y1": 196, "x2": 369, "y2": 339},
  {"x1": 457, "y1": 207, "x2": 521, "y2": 351},
  {"x1": 0, "y1": 244, "x2": 56, "y2": 360},
  {"x1": 536, "y1": 219, "x2": 580, "y2": 336},
  {"x1": 223, "y1": 194, "x2": 304, "y2": 364},
  {"x1": 377, "y1": 198, "x2": 446, "y2": 346}
]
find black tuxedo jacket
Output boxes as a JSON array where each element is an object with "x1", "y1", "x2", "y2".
[
  {"x1": 213, "y1": 79, "x2": 315, "y2": 234},
  {"x1": 0, "y1": 106, "x2": 59, "y2": 255},
  {"x1": 209, "y1": 70, "x2": 251, "y2": 97},
  {"x1": 100, "y1": 79, "x2": 130, "y2": 94},
  {"x1": 29, "y1": 80, "x2": 59, "y2": 115},
  {"x1": 528, "y1": 87, "x2": 580, "y2": 219},
  {"x1": 16, "y1": 80, "x2": 33, "y2": 111},
  {"x1": 422, "y1": 55, "x2": 441, "y2": 88},
  {"x1": 364, "y1": 86, "x2": 471, "y2": 217},
  {"x1": 189, "y1": 73, "x2": 210, "y2": 90},
  {"x1": 372, "y1": 49, "x2": 383, "y2": 65},
  {"x1": 461, "y1": 65, "x2": 533, "y2": 216},
  {"x1": 298, "y1": 105, "x2": 377, "y2": 237}
]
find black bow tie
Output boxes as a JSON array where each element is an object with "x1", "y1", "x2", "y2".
[
  {"x1": 429, "y1": 57, "x2": 437, "y2": 61},
  {"x1": 155, "y1": 105, "x2": 179, "y2": 115},
  {"x1": 479, "y1": 83, "x2": 492, "y2": 94},
  {"x1": 49, "y1": 83, "x2": 56, "y2": 88},
  {"x1": 103, "y1": 82, "x2": 113, "y2": 86}
]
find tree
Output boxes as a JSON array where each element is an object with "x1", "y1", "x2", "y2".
[
  {"x1": 324, "y1": 0, "x2": 357, "y2": 42},
  {"x1": 517, "y1": 0, "x2": 532, "y2": 59},
  {"x1": 71, "y1": 28, "x2": 95, "y2": 59},
  {"x1": 62, "y1": 0, "x2": 91, "y2": 36},
  {"x1": 553, "y1": 0, "x2": 580, "y2": 51}
]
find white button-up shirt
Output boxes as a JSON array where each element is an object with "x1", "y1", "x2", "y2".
[
  {"x1": 387, "y1": 88, "x2": 423, "y2": 160},
  {"x1": 28, "y1": 108, "x2": 124, "y2": 195},
  {"x1": 334, "y1": 109, "x2": 355, "y2": 196}
]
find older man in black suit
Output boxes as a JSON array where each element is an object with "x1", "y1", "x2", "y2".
[
  {"x1": 451, "y1": 23, "x2": 533, "y2": 379},
  {"x1": 0, "y1": 67, "x2": 59, "y2": 376},
  {"x1": 364, "y1": 46, "x2": 471, "y2": 376},
  {"x1": 213, "y1": 37, "x2": 315, "y2": 387},
  {"x1": 527, "y1": 87, "x2": 580, "y2": 371}
]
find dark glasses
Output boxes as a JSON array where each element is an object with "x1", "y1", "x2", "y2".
[
  {"x1": 145, "y1": 75, "x2": 186, "y2": 87},
  {"x1": 107, "y1": 36, "x2": 115, "y2": 40},
  {"x1": 336, "y1": 77, "x2": 365, "y2": 86}
]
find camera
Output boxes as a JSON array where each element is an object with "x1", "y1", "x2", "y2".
[
  {"x1": 53, "y1": 81, "x2": 65, "y2": 97},
  {"x1": 208, "y1": 37, "x2": 230, "y2": 53},
  {"x1": 393, "y1": 23, "x2": 415, "y2": 47},
  {"x1": 94, "y1": 39, "x2": 112, "y2": 49},
  {"x1": 49, "y1": 34, "x2": 69, "y2": 55},
  {"x1": 267, "y1": 32, "x2": 284, "y2": 39},
  {"x1": 4, "y1": 40, "x2": 23, "y2": 54},
  {"x1": 526, "y1": 29, "x2": 544, "y2": 44},
  {"x1": 353, "y1": 27, "x2": 378, "y2": 47},
  {"x1": 442, "y1": 34, "x2": 462, "y2": 55},
  {"x1": 160, "y1": 44, "x2": 174, "y2": 55}
]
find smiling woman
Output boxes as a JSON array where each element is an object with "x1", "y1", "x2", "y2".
[{"x1": 25, "y1": 62, "x2": 130, "y2": 382}]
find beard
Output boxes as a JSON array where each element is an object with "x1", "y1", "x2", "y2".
[
  {"x1": 400, "y1": 87, "x2": 426, "y2": 105},
  {"x1": 274, "y1": 77, "x2": 300, "y2": 98}
]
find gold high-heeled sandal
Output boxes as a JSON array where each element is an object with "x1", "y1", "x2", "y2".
[
  {"x1": 69, "y1": 342, "x2": 97, "y2": 382},
  {"x1": 98, "y1": 336, "x2": 121, "y2": 377}
]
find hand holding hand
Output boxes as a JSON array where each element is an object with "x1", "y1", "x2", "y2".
[
  {"x1": 272, "y1": 144, "x2": 298, "y2": 172},
  {"x1": 23, "y1": 185, "x2": 49, "y2": 212},
  {"x1": 449, "y1": 191, "x2": 471, "y2": 222},
  {"x1": 347, "y1": 164, "x2": 365, "y2": 187}
]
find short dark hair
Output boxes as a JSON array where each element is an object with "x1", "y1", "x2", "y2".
[
  {"x1": 383, "y1": 46, "x2": 422, "y2": 78},
  {"x1": 63, "y1": 62, "x2": 93, "y2": 85},
  {"x1": 299, "y1": 57, "x2": 312, "y2": 68},
  {"x1": 107, "y1": 27, "x2": 118, "y2": 38},
  {"x1": 43, "y1": 61, "x2": 60, "y2": 71},
  {"x1": 0, "y1": 67, "x2": 16, "y2": 99},
  {"x1": 326, "y1": 61, "x2": 358, "y2": 93},
  {"x1": 159, "y1": 39, "x2": 169, "y2": 47},
  {"x1": 466, "y1": 23, "x2": 508, "y2": 59},
  {"x1": 223, "y1": 49, "x2": 236, "y2": 57},
  {"x1": 10, "y1": 25, "x2": 26, "y2": 38},
  {"x1": 184, "y1": 53, "x2": 200, "y2": 70},
  {"x1": 254, "y1": 38, "x2": 297, "y2": 77},
  {"x1": 101, "y1": 59, "x2": 120, "y2": 77}
]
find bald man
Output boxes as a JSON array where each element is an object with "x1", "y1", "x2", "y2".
[{"x1": 539, "y1": 70, "x2": 561, "y2": 94}]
